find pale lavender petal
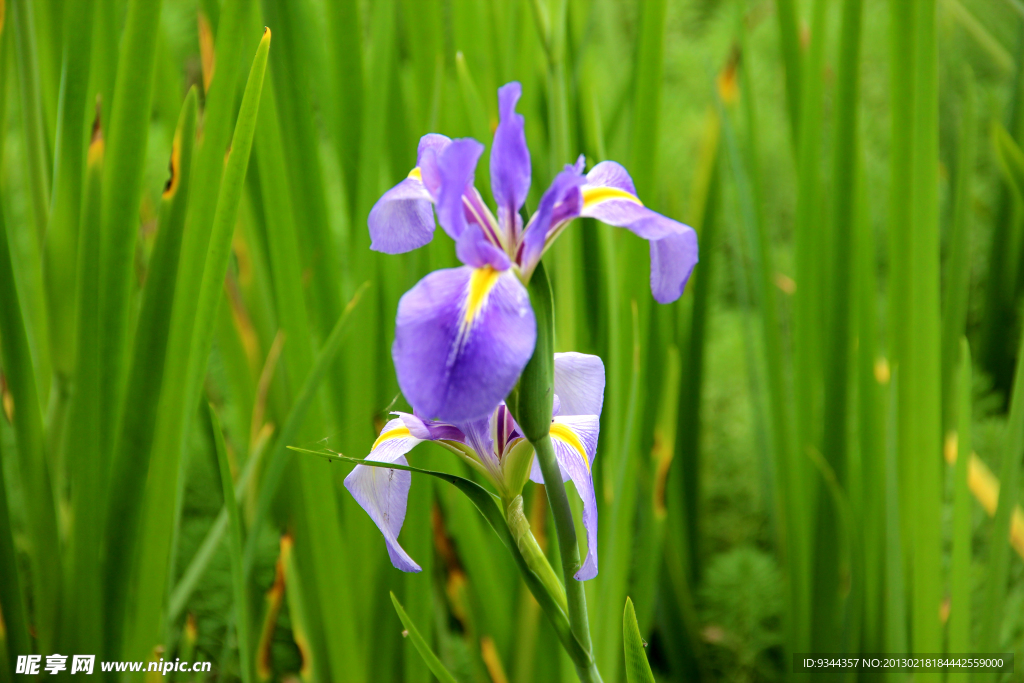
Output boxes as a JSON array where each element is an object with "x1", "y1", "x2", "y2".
[
  {"x1": 343, "y1": 419, "x2": 423, "y2": 572},
  {"x1": 416, "y1": 133, "x2": 452, "y2": 199},
  {"x1": 580, "y1": 161, "x2": 698, "y2": 303},
  {"x1": 393, "y1": 265, "x2": 536, "y2": 423},
  {"x1": 456, "y1": 223, "x2": 511, "y2": 270},
  {"x1": 519, "y1": 166, "x2": 585, "y2": 272},
  {"x1": 553, "y1": 352, "x2": 606, "y2": 417},
  {"x1": 650, "y1": 229, "x2": 699, "y2": 304},
  {"x1": 528, "y1": 415, "x2": 600, "y2": 580},
  {"x1": 368, "y1": 177, "x2": 435, "y2": 254},
  {"x1": 437, "y1": 138, "x2": 485, "y2": 241},
  {"x1": 491, "y1": 82, "x2": 531, "y2": 232}
]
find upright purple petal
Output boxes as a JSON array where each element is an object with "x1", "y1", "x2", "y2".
[
  {"x1": 580, "y1": 161, "x2": 699, "y2": 303},
  {"x1": 456, "y1": 412, "x2": 502, "y2": 473},
  {"x1": 368, "y1": 177, "x2": 435, "y2": 254},
  {"x1": 491, "y1": 82, "x2": 531, "y2": 234},
  {"x1": 519, "y1": 166, "x2": 585, "y2": 273},
  {"x1": 437, "y1": 138, "x2": 485, "y2": 241},
  {"x1": 553, "y1": 352, "x2": 606, "y2": 417},
  {"x1": 416, "y1": 133, "x2": 452, "y2": 199},
  {"x1": 393, "y1": 265, "x2": 536, "y2": 424},
  {"x1": 343, "y1": 419, "x2": 423, "y2": 572},
  {"x1": 528, "y1": 415, "x2": 600, "y2": 580},
  {"x1": 456, "y1": 223, "x2": 511, "y2": 270}
]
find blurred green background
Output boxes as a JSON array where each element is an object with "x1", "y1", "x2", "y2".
[{"x1": 1, "y1": 0, "x2": 1024, "y2": 680}]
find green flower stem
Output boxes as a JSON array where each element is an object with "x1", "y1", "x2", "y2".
[
  {"x1": 516, "y1": 261, "x2": 603, "y2": 683},
  {"x1": 505, "y1": 495, "x2": 568, "y2": 614}
]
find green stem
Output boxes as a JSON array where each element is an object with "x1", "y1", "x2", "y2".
[
  {"x1": 532, "y1": 434, "x2": 601, "y2": 683},
  {"x1": 505, "y1": 495, "x2": 568, "y2": 614},
  {"x1": 516, "y1": 261, "x2": 602, "y2": 683}
]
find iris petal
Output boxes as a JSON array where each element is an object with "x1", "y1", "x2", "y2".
[
  {"x1": 491, "y1": 82, "x2": 531, "y2": 233},
  {"x1": 393, "y1": 265, "x2": 536, "y2": 423},
  {"x1": 553, "y1": 352, "x2": 606, "y2": 418},
  {"x1": 520, "y1": 166, "x2": 585, "y2": 273},
  {"x1": 368, "y1": 178, "x2": 435, "y2": 254},
  {"x1": 580, "y1": 161, "x2": 698, "y2": 303},
  {"x1": 343, "y1": 419, "x2": 423, "y2": 572},
  {"x1": 437, "y1": 138, "x2": 485, "y2": 242},
  {"x1": 529, "y1": 415, "x2": 601, "y2": 580}
]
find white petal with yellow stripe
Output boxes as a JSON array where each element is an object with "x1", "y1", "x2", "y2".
[
  {"x1": 343, "y1": 418, "x2": 425, "y2": 573},
  {"x1": 530, "y1": 415, "x2": 601, "y2": 580}
]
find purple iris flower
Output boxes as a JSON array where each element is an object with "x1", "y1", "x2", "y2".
[
  {"x1": 344, "y1": 352, "x2": 605, "y2": 580},
  {"x1": 370, "y1": 82, "x2": 698, "y2": 424}
]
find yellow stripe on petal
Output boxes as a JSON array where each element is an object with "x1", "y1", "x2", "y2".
[
  {"x1": 464, "y1": 266, "x2": 502, "y2": 326},
  {"x1": 582, "y1": 186, "x2": 643, "y2": 210},
  {"x1": 372, "y1": 425, "x2": 412, "y2": 450},
  {"x1": 549, "y1": 423, "x2": 590, "y2": 473},
  {"x1": 408, "y1": 166, "x2": 422, "y2": 181}
]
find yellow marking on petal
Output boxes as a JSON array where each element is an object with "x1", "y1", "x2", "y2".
[
  {"x1": 408, "y1": 166, "x2": 422, "y2": 181},
  {"x1": 372, "y1": 425, "x2": 412, "y2": 450},
  {"x1": 549, "y1": 422, "x2": 590, "y2": 473},
  {"x1": 582, "y1": 186, "x2": 643, "y2": 210},
  {"x1": 464, "y1": 266, "x2": 502, "y2": 326}
]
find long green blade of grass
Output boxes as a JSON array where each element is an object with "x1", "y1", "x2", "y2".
[
  {"x1": 949, "y1": 338, "x2": 973, "y2": 657},
  {"x1": 908, "y1": 0, "x2": 943, "y2": 655},
  {"x1": 63, "y1": 110, "x2": 106, "y2": 659},
  {"x1": 0, "y1": 422, "x2": 30, "y2": 677},
  {"x1": 249, "y1": 59, "x2": 362, "y2": 682},
  {"x1": 95, "y1": 0, "x2": 163, "y2": 453},
  {"x1": 978, "y1": 286, "x2": 1024, "y2": 675},
  {"x1": 207, "y1": 404, "x2": 252, "y2": 683},
  {"x1": 42, "y1": 0, "x2": 92, "y2": 380},
  {"x1": 622, "y1": 598, "x2": 655, "y2": 683},
  {"x1": 942, "y1": 73, "x2": 977, "y2": 434},
  {"x1": 390, "y1": 592, "x2": 460, "y2": 683},
  {"x1": 102, "y1": 87, "x2": 197, "y2": 656},
  {"x1": 125, "y1": 27, "x2": 269, "y2": 666},
  {"x1": 0, "y1": 178, "x2": 60, "y2": 656},
  {"x1": 11, "y1": 0, "x2": 51, "y2": 241},
  {"x1": 814, "y1": 0, "x2": 862, "y2": 649}
]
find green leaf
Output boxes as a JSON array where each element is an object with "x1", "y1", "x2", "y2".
[
  {"x1": 0, "y1": 169, "x2": 60, "y2": 655},
  {"x1": 389, "y1": 592, "x2": 459, "y2": 683},
  {"x1": 207, "y1": 404, "x2": 253, "y2": 683},
  {"x1": 623, "y1": 598, "x2": 655, "y2": 683},
  {"x1": 948, "y1": 338, "x2": 973, "y2": 655},
  {"x1": 125, "y1": 26, "x2": 270, "y2": 664},
  {"x1": 96, "y1": 0, "x2": 164, "y2": 453},
  {"x1": 0, "y1": 422, "x2": 30, "y2": 678},
  {"x1": 992, "y1": 121, "x2": 1024, "y2": 204},
  {"x1": 103, "y1": 88, "x2": 198, "y2": 648}
]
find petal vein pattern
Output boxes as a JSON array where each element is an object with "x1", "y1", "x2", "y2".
[{"x1": 393, "y1": 266, "x2": 536, "y2": 423}]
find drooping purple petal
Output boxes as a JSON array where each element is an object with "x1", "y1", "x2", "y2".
[
  {"x1": 580, "y1": 161, "x2": 698, "y2": 303},
  {"x1": 650, "y1": 229, "x2": 700, "y2": 304},
  {"x1": 343, "y1": 419, "x2": 423, "y2": 572},
  {"x1": 491, "y1": 82, "x2": 531, "y2": 235},
  {"x1": 553, "y1": 352, "x2": 606, "y2": 418},
  {"x1": 436, "y1": 138, "x2": 485, "y2": 241},
  {"x1": 393, "y1": 265, "x2": 536, "y2": 424},
  {"x1": 519, "y1": 165, "x2": 585, "y2": 274},
  {"x1": 368, "y1": 177, "x2": 436, "y2": 254},
  {"x1": 529, "y1": 415, "x2": 600, "y2": 580}
]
